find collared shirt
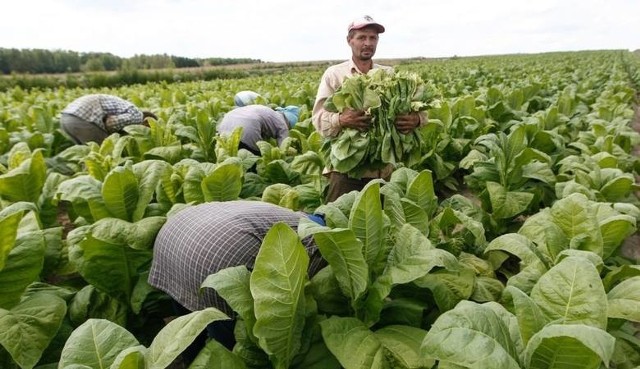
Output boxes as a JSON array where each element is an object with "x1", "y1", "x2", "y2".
[
  {"x1": 61, "y1": 94, "x2": 144, "y2": 133},
  {"x1": 312, "y1": 59, "x2": 393, "y2": 139},
  {"x1": 217, "y1": 105, "x2": 290, "y2": 153},
  {"x1": 147, "y1": 200, "x2": 326, "y2": 314}
]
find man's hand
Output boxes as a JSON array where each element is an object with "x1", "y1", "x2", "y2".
[
  {"x1": 339, "y1": 109, "x2": 371, "y2": 131},
  {"x1": 395, "y1": 112, "x2": 420, "y2": 134}
]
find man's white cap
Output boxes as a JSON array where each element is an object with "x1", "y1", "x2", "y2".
[{"x1": 347, "y1": 15, "x2": 385, "y2": 33}]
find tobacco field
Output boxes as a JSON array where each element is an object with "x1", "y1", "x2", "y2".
[{"x1": 1, "y1": 50, "x2": 640, "y2": 369}]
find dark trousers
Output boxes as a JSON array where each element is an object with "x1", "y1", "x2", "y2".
[
  {"x1": 239, "y1": 141, "x2": 260, "y2": 156},
  {"x1": 60, "y1": 113, "x2": 109, "y2": 145},
  {"x1": 325, "y1": 172, "x2": 379, "y2": 203}
]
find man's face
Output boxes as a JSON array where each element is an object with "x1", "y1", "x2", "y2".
[{"x1": 347, "y1": 27, "x2": 379, "y2": 61}]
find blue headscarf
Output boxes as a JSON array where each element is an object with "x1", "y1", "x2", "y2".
[{"x1": 276, "y1": 105, "x2": 300, "y2": 127}]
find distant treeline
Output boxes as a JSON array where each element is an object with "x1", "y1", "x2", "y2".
[
  {"x1": 0, "y1": 62, "x2": 327, "y2": 92},
  {"x1": 0, "y1": 48, "x2": 262, "y2": 75}
]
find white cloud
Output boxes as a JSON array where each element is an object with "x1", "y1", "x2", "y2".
[{"x1": 1, "y1": 0, "x2": 638, "y2": 62}]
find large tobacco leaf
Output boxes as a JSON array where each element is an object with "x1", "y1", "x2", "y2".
[
  {"x1": 250, "y1": 222, "x2": 310, "y2": 369},
  {"x1": 0, "y1": 293, "x2": 67, "y2": 369}
]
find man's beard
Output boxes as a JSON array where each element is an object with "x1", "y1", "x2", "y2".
[{"x1": 357, "y1": 49, "x2": 374, "y2": 61}]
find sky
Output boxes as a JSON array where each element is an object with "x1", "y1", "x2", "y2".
[{"x1": 2, "y1": 0, "x2": 638, "y2": 63}]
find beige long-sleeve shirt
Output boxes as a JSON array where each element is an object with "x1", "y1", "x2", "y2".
[{"x1": 312, "y1": 59, "x2": 393, "y2": 138}]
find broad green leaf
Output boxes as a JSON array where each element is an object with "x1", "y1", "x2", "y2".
[
  {"x1": 421, "y1": 301, "x2": 521, "y2": 369},
  {"x1": 146, "y1": 308, "x2": 229, "y2": 369},
  {"x1": 521, "y1": 161, "x2": 556, "y2": 185},
  {"x1": 59, "y1": 319, "x2": 140, "y2": 369},
  {"x1": 524, "y1": 324, "x2": 615, "y2": 369},
  {"x1": 502, "y1": 286, "x2": 549, "y2": 345},
  {"x1": 607, "y1": 276, "x2": 640, "y2": 322},
  {"x1": 549, "y1": 193, "x2": 603, "y2": 256},
  {"x1": 262, "y1": 159, "x2": 300, "y2": 184},
  {"x1": 314, "y1": 203, "x2": 349, "y2": 229},
  {"x1": 602, "y1": 264, "x2": 640, "y2": 291},
  {"x1": 189, "y1": 338, "x2": 248, "y2": 369},
  {"x1": 375, "y1": 325, "x2": 433, "y2": 369},
  {"x1": 143, "y1": 145, "x2": 184, "y2": 164},
  {"x1": 56, "y1": 175, "x2": 111, "y2": 222},
  {"x1": 289, "y1": 331, "x2": 342, "y2": 369},
  {"x1": 0, "y1": 150, "x2": 46, "y2": 203},
  {"x1": 0, "y1": 231, "x2": 45, "y2": 309},
  {"x1": 308, "y1": 266, "x2": 350, "y2": 315},
  {"x1": 68, "y1": 285, "x2": 128, "y2": 328},
  {"x1": 131, "y1": 160, "x2": 171, "y2": 222},
  {"x1": 250, "y1": 222, "x2": 309, "y2": 369},
  {"x1": 505, "y1": 260, "x2": 548, "y2": 294},
  {"x1": 486, "y1": 181, "x2": 534, "y2": 219},
  {"x1": 0, "y1": 211, "x2": 24, "y2": 271},
  {"x1": 554, "y1": 249, "x2": 603, "y2": 269},
  {"x1": 201, "y1": 266, "x2": 256, "y2": 337},
  {"x1": 349, "y1": 182, "x2": 385, "y2": 275},
  {"x1": 102, "y1": 166, "x2": 139, "y2": 221},
  {"x1": 313, "y1": 228, "x2": 368, "y2": 304},
  {"x1": 158, "y1": 165, "x2": 181, "y2": 204},
  {"x1": 484, "y1": 301, "x2": 526, "y2": 357},
  {"x1": 609, "y1": 331, "x2": 640, "y2": 369},
  {"x1": 232, "y1": 319, "x2": 271, "y2": 368},
  {"x1": 320, "y1": 317, "x2": 386, "y2": 369},
  {"x1": 126, "y1": 217, "x2": 167, "y2": 250},
  {"x1": 405, "y1": 170, "x2": 438, "y2": 216},
  {"x1": 484, "y1": 233, "x2": 545, "y2": 267},
  {"x1": 414, "y1": 268, "x2": 475, "y2": 312},
  {"x1": 109, "y1": 345, "x2": 147, "y2": 369},
  {"x1": 68, "y1": 224, "x2": 153, "y2": 300},
  {"x1": 262, "y1": 183, "x2": 299, "y2": 210},
  {"x1": 384, "y1": 224, "x2": 458, "y2": 284},
  {"x1": 518, "y1": 209, "x2": 561, "y2": 255},
  {"x1": 600, "y1": 174, "x2": 634, "y2": 201},
  {"x1": 401, "y1": 198, "x2": 429, "y2": 235},
  {"x1": 183, "y1": 164, "x2": 206, "y2": 203},
  {"x1": 381, "y1": 191, "x2": 406, "y2": 233},
  {"x1": 470, "y1": 277, "x2": 504, "y2": 302},
  {"x1": 18, "y1": 210, "x2": 41, "y2": 235},
  {"x1": 6, "y1": 142, "x2": 32, "y2": 169},
  {"x1": 0, "y1": 293, "x2": 67, "y2": 369},
  {"x1": 599, "y1": 214, "x2": 636, "y2": 259},
  {"x1": 531, "y1": 256, "x2": 607, "y2": 328},
  {"x1": 202, "y1": 160, "x2": 243, "y2": 202}
]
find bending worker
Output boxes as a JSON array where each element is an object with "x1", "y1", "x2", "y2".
[
  {"x1": 148, "y1": 200, "x2": 326, "y2": 355},
  {"x1": 217, "y1": 104, "x2": 300, "y2": 155},
  {"x1": 60, "y1": 94, "x2": 156, "y2": 145}
]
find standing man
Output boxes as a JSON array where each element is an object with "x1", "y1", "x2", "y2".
[
  {"x1": 312, "y1": 16, "x2": 426, "y2": 202},
  {"x1": 217, "y1": 104, "x2": 300, "y2": 155},
  {"x1": 60, "y1": 94, "x2": 156, "y2": 145}
]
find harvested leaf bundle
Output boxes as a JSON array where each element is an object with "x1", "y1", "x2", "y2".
[{"x1": 323, "y1": 69, "x2": 437, "y2": 178}]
